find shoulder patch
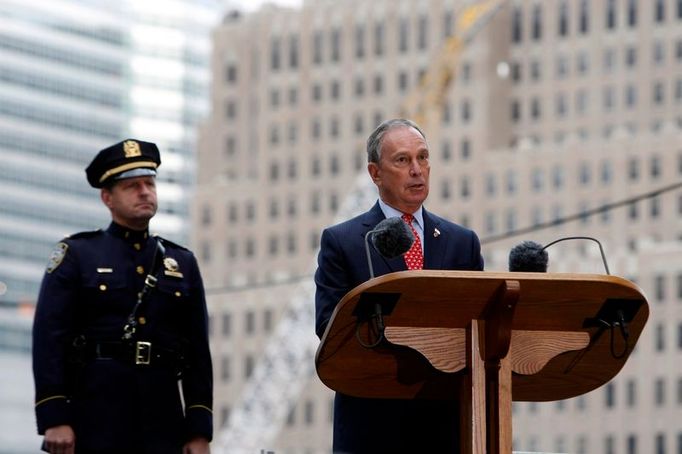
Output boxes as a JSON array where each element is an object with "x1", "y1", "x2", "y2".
[
  {"x1": 153, "y1": 234, "x2": 188, "y2": 251},
  {"x1": 66, "y1": 229, "x2": 103, "y2": 240},
  {"x1": 46, "y1": 242, "x2": 69, "y2": 273}
]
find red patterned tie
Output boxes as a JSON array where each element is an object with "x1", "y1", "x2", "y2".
[{"x1": 401, "y1": 213, "x2": 423, "y2": 270}]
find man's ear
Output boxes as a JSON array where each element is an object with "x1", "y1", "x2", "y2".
[
  {"x1": 100, "y1": 188, "x2": 112, "y2": 208},
  {"x1": 367, "y1": 162, "x2": 381, "y2": 185}
]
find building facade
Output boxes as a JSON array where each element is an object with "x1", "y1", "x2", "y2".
[
  {"x1": 198, "y1": 0, "x2": 682, "y2": 452},
  {"x1": 0, "y1": 1, "x2": 227, "y2": 451},
  {"x1": 0, "y1": 0, "x2": 224, "y2": 308}
]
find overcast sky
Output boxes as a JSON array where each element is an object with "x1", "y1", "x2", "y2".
[{"x1": 233, "y1": 0, "x2": 302, "y2": 13}]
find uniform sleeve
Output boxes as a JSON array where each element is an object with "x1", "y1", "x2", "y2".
[
  {"x1": 314, "y1": 227, "x2": 353, "y2": 339},
  {"x1": 180, "y1": 253, "x2": 213, "y2": 442},
  {"x1": 32, "y1": 241, "x2": 80, "y2": 433}
]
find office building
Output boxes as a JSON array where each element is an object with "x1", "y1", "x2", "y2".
[{"x1": 198, "y1": 0, "x2": 682, "y2": 452}]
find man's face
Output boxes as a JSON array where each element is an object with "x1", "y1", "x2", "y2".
[
  {"x1": 101, "y1": 175, "x2": 158, "y2": 230},
  {"x1": 368, "y1": 126, "x2": 430, "y2": 213}
]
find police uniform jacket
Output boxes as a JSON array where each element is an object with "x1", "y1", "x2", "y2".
[{"x1": 33, "y1": 222, "x2": 213, "y2": 452}]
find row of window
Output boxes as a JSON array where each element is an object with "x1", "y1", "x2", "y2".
[
  {"x1": 0, "y1": 99, "x2": 121, "y2": 140},
  {"x1": 211, "y1": 310, "x2": 274, "y2": 338},
  {"x1": 514, "y1": 431, "x2": 680, "y2": 454},
  {"x1": 514, "y1": 41, "x2": 682, "y2": 86},
  {"x1": 512, "y1": 0, "x2": 682, "y2": 44},
  {"x1": 512, "y1": 80, "x2": 682, "y2": 123},
  {"x1": 0, "y1": 32, "x2": 123, "y2": 76},
  {"x1": 200, "y1": 194, "x2": 681, "y2": 263},
  {"x1": 200, "y1": 229, "x2": 321, "y2": 262}
]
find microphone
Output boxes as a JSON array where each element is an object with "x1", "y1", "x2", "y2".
[
  {"x1": 508, "y1": 240, "x2": 548, "y2": 272},
  {"x1": 364, "y1": 217, "x2": 415, "y2": 278},
  {"x1": 358, "y1": 217, "x2": 414, "y2": 349},
  {"x1": 508, "y1": 236, "x2": 611, "y2": 275}
]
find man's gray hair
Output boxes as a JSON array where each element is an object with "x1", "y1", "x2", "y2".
[{"x1": 366, "y1": 118, "x2": 427, "y2": 163}]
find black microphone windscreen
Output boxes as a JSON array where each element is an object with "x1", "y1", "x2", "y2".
[
  {"x1": 509, "y1": 240, "x2": 548, "y2": 272},
  {"x1": 370, "y1": 217, "x2": 415, "y2": 259}
]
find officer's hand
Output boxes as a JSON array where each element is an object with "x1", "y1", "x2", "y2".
[
  {"x1": 183, "y1": 437, "x2": 210, "y2": 454},
  {"x1": 43, "y1": 425, "x2": 75, "y2": 454}
]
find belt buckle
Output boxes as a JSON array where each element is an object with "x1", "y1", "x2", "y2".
[{"x1": 135, "y1": 341, "x2": 152, "y2": 365}]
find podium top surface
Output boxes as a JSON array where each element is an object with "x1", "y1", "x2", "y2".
[{"x1": 316, "y1": 270, "x2": 648, "y2": 401}]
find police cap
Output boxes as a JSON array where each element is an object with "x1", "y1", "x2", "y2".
[{"x1": 86, "y1": 139, "x2": 161, "y2": 188}]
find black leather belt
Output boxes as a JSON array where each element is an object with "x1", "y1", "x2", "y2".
[{"x1": 84, "y1": 340, "x2": 181, "y2": 368}]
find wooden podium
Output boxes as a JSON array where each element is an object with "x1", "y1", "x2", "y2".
[{"x1": 315, "y1": 270, "x2": 649, "y2": 454}]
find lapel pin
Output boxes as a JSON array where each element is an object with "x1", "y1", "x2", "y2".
[{"x1": 433, "y1": 228, "x2": 440, "y2": 238}]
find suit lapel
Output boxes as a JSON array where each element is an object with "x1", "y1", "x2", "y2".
[
  {"x1": 423, "y1": 208, "x2": 445, "y2": 270},
  {"x1": 361, "y1": 202, "x2": 407, "y2": 274}
]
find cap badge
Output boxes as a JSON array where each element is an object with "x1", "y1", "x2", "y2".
[
  {"x1": 163, "y1": 257, "x2": 183, "y2": 278},
  {"x1": 123, "y1": 140, "x2": 142, "y2": 158}
]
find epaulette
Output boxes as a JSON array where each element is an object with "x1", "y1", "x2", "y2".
[
  {"x1": 152, "y1": 234, "x2": 189, "y2": 251},
  {"x1": 64, "y1": 229, "x2": 103, "y2": 240}
]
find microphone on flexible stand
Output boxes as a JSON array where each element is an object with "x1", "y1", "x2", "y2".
[
  {"x1": 508, "y1": 236, "x2": 610, "y2": 275},
  {"x1": 358, "y1": 217, "x2": 415, "y2": 348},
  {"x1": 508, "y1": 240, "x2": 548, "y2": 272},
  {"x1": 364, "y1": 216, "x2": 415, "y2": 278}
]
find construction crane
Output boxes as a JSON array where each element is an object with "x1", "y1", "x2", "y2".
[{"x1": 214, "y1": 1, "x2": 507, "y2": 452}]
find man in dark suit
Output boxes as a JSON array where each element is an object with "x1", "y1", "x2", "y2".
[
  {"x1": 315, "y1": 119, "x2": 484, "y2": 453},
  {"x1": 32, "y1": 139, "x2": 212, "y2": 454}
]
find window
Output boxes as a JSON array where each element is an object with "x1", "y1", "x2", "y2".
[
  {"x1": 606, "y1": 0, "x2": 616, "y2": 29},
  {"x1": 605, "y1": 435, "x2": 615, "y2": 454},
  {"x1": 530, "y1": 98, "x2": 541, "y2": 119},
  {"x1": 653, "y1": 41, "x2": 665, "y2": 65},
  {"x1": 655, "y1": 274, "x2": 666, "y2": 301},
  {"x1": 511, "y1": 100, "x2": 521, "y2": 122},
  {"x1": 558, "y1": 1, "x2": 569, "y2": 36},
  {"x1": 628, "y1": 158, "x2": 639, "y2": 181},
  {"x1": 355, "y1": 24, "x2": 365, "y2": 59},
  {"x1": 604, "y1": 382, "x2": 615, "y2": 408},
  {"x1": 460, "y1": 138, "x2": 471, "y2": 160},
  {"x1": 626, "y1": 379, "x2": 636, "y2": 406},
  {"x1": 626, "y1": 435, "x2": 637, "y2": 454},
  {"x1": 330, "y1": 28, "x2": 341, "y2": 62},
  {"x1": 579, "y1": 0, "x2": 589, "y2": 33},
  {"x1": 656, "y1": 323, "x2": 665, "y2": 351},
  {"x1": 653, "y1": 82, "x2": 665, "y2": 105},
  {"x1": 264, "y1": 309, "x2": 273, "y2": 332},
  {"x1": 398, "y1": 71, "x2": 409, "y2": 91},
  {"x1": 270, "y1": 37, "x2": 281, "y2": 70},
  {"x1": 443, "y1": 10, "x2": 454, "y2": 38},
  {"x1": 304, "y1": 400, "x2": 314, "y2": 425},
  {"x1": 201, "y1": 205, "x2": 211, "y2": 226},
  {"x1": 222, "y1": 313, "x2": 231, "y2": 337},
  {"x1": 245, "y1": 311, "x2": 255, "y2": 334},
  {"x1": 531, "y1": 5, "x2": 542, "y2": 40},
  {"x1": 512, "y1": 8, "x2": 522, "y2": 43},
  {"x1": 225, "y1": 64, "x2": 237, "y2": 83},
  {"x1": 625, "y1": 47, "x2": 637, "y2": 67},
  {"x1": 289, "y1": 35, "x2": 299, "y2": 68},
  {"x1": 399, "y1": 18, "x2": 409, "y2": 52},
  {"x1": 625, "y1": 85, "x2": 637, "y2": 108},
  {"x1": 655, "y1": 378, "x2": 666, "y2": 406},
  {"x1": 417, "y1": 15, "x2": 428, "y2": 49},
  {"x1": 627, "y1": 0, "x2": 637, "y2": 26},
  {"x1": 374, "y1": 22, "x2": 384, "y2": 56},
  {"x1": 221, "y1": 356, "x2": 231, "y2": 381},
  {"x1": 577, "y1": 52, "x2": 589, "y2": 74},
  {"x1": 655, "y1": 0, "x2": 665, "y2": 22},
  {"x1": 655, "y1": 433, "x2": 665, "y2": 454},
  {"x1": 244, "y1": 355, "x2": 254, "y2": 379},
  {"x1": 313, "y1": 30, "x2": 323, "y2": 64}
]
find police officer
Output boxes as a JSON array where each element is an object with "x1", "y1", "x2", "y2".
[{"x1": 32, "y1": 139, "x2": 213, "y2": 454}]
